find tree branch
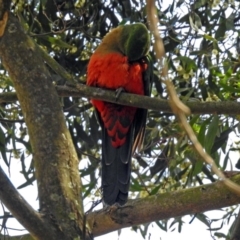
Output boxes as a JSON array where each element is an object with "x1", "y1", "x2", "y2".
[
  {"x1": 74, "y1": 84, "x2": 240, "y2": 115},
  {"x1": 1, "y1": 85, "x2": 240, "y2": 115},
  {"x1": 2, "y1": 174, "x2": 240, "y2": 238},
  {"x1": 0, "y1": 167, "x2": 55, "y2": 239},
  {"x1": 87, "y1": 174, "x2": 240, "y2": 237},
  {"x1": 36, "y1": 44, "x2": 76, "y2": 84},
  {"x1": 0, "y1": 91, "x2": 18, "y2": 103},
  {"x1": 0, "y1": 234, "x2": 34, "y2": 240}
]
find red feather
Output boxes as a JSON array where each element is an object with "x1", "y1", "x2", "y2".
[
  {"x1": 87, "y1": 46, "x2": 150, "y2": 205},
  {"x1": 88, "y1": 53, "x2": 146, "y2": 147}
]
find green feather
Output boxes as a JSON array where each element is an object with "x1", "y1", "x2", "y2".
[{"x1": 119, "y1": 23, "x2": 150, "y2": 61}]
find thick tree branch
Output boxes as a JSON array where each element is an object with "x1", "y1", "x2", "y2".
[
  {"x1": 87, "y1": 174, "x2": 240, "y2": 237},
  {"x1": 1, "y1": 85, "x2": 240, "y2": 115},
  {"x1": 3, "y1": 174, "x2": 240, "y2": 238},
  {"x1": 0, "y1": 92, "x2": 18, "y2": 103},
  {"x1": 74, "y1": 84, "x2": 240, "y2": 115},
  {"x1": 0, "y1": 234, "x2": 34, "y2": 240},
  {"x1": 37, "y1": 44, "x2": 76, "y2": 84},
  {"x1": 0, "y1": 167, "x2": 54, "y2": 239}
]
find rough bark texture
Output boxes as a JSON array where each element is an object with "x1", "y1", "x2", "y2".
[
  {"x1": 0, "y1": 167, "x2": 54, "y2": 239},
  {"x1": 87, "y1": 173, "x2": 240, "y2": 237},
  {"x1": 0, "y1": 6, "x2": 92, "y2": 240},
  {"x1": 4, "y1": 173, "x2": 240, "y2": 238},
  {"x1": 2, "y1": 85, "x2": 240, "y2": 115}
]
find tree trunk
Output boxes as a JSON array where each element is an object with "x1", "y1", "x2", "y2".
[{"x1": 0, "y1": 2, "x2": 92, "y2": 239}]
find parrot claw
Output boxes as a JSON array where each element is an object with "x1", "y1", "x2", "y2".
[
  {"x1": 102, "y1": 198, "x2": 122, "y2": 209},
  {"x1": 115, "y1": 87, "x2": 125, "y2": 101},
  {"x1": 102, "y1": 202, "x2": 121, "y2": 212}
]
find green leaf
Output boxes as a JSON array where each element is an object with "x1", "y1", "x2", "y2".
[
  {"x1": 211, "y1": 127, "x2": 233, "y2": 154},
  {"x1": 197, "y1": 118, "x2": 210, "y2": 146},
  {"x1": 214, "y1": 232, "x2": 227, "y2": 238},
  {"x1": 130, "y1": 178, "x2": 144, "y2": 191},
  {"x1": 175, "y1": 56, "x2": 197, "y2": 71},
  {"x1": 17, "y1": 176, "x2": 35, "y2": 189},
  {"x1": 196, "y1": 213, "x2": 210, "y2": 227},
  {"x1": 175, "y1": 165, "x2": 190, "y2": 180},
  {"x1": 155, "y1": 221, "x2": 167, "y2": 231},
  {"x1": 215, "y1": 12, "x2": 226, "y2": 39},
  {"x1": 0, "y1": 126, "x2": 8, "y2": 166},
  {"x1": 199, "y1": 82, "x2": 208, "y2": 101},
  {"x1": 203, "y1": 34, "x2": 216, "y2": 42},
  {"x1": 205, "y1": 115, "x2": 219, "y2": 154},
  {"x1": 41, "y1": 36, "x2": 76, "y2": 49},
  {"x1": 192, "y1": 161, "x2": 203, "y2": 176},
  {"x1": 82, "y1": 181, "x2": 97, "y2": 199},
  {"x1": 150, "y1": 184, "x2": 161, "y2": 195}
]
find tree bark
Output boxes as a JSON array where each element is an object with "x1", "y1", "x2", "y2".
[
  {"x1": 87, "y1": 173, "x2": 240, "y2": 237},
  {"x1": 2, "y1": 174, "x2": 240, "y2": 238},
  {"x1": 0, "y1": 167, "x2": 54, "y2": 239},
  {"x1": 0, "y1": 3, "x2": 92, "y2": 239},
  {"x1": 1, "y1": 85, "x2": 240, "y2": 115}
]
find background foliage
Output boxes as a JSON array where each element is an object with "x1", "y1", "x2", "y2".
[{"x1": 1, "y1": 0, "x2": 240, "y2": 238}]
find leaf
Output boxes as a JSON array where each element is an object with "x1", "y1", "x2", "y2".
[
  {"x1": 194, "y1": 0, "x2": 207, "y2": 9},
  {"x1": 175, "y1": 165, "x2": 190, "y2": 180},
  {"x1": 199, "y1": 82, "x2": 208, "y2": 101},
  {"x1": 196, "y1": 213, "x2": 210, "y2": 227},
  {"x1": 208, "y1": 74, "x2": 224, "y2": 100},
  {"x1": 192, "y1": 161, "x2": 203, "y2": 176},
  {"x1": 203, "y1": 34, "x2": 216, "y2": 41},
  {"x1": 0, "y1": 126, "x2": 8, "y2": 166},
  {"x1": 150, "y1": 143, "x2": 169, "y2": 176},
  {"x1": 139, "y1": 223, "x2": 150, "y2": 239},
  {"x1": 175, "y1": 56, "x2": 197, "y2": 71},
  {"x1": 222, "y1": 151, "x2": 230, "y2": 171},
  {"x1": 130, "y1": 178, "x2": 144, "y2": 191},
  {"x1": 197, "y1": 118, "x2": 210, "y2": 146},
  {"x1": 211, "y1": 127, "x2": 233, "y2": 154},
  {"x1": 80, "y1": 163, "x2": 98, "y2": 178},
  {"x1": 155, "y1": 220, "x2": 167, "y2": 231},
  {"x1": 215, "y1": 11, "x2": 226, "y2": 39},
  {"x1": 150, "y1": 184, "x2": 161, "y2": 195},
  {"x1": 82, "y1": 182, "x2": 97, "y2": 199},
  {"x1": 205, "y1": 115, "x2": 219, "y2": 154},
  {"x1": 219, "y1": 81, "x2": 240, "y2": 93},
  {"x1": 43, "y1": 36, "x2": 75, "y2": 49},
  {"x1": 17, "y1": 176, "x2": 35, "y2": 189},
  {"x1": 214, "y1": 232, "x2": 227, "y2": 238}
]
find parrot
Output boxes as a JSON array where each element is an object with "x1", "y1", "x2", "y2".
[{"x1": 87, "y1": 23, "x2": 152, "y2": 205}]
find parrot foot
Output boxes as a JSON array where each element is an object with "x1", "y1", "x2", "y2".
[
  {"x1": 102, "y1": 202, "x2": 122, "y2": 212},
  {"x1": 115, "y1": 87, "x2": 125, "y2": 101},
  {"x1": 102, "y1": 200, "x2": 122, "y2": 210}
]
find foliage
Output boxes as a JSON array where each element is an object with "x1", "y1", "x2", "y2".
[{"x1": 1, "y1": 0, "x2": 240, "y2": 238}]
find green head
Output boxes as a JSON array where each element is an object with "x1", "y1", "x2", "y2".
[{"x1": 119, "y1": 23, "x2": 150, "y2": 61}]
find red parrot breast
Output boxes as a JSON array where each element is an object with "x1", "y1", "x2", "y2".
[{"x1": 87, "y1": 52, "x2": 146, "y2": 148}]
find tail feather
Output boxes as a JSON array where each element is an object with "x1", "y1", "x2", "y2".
[{"x1": 102, "y1": 126, "x2": 133, "y2": 205}]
